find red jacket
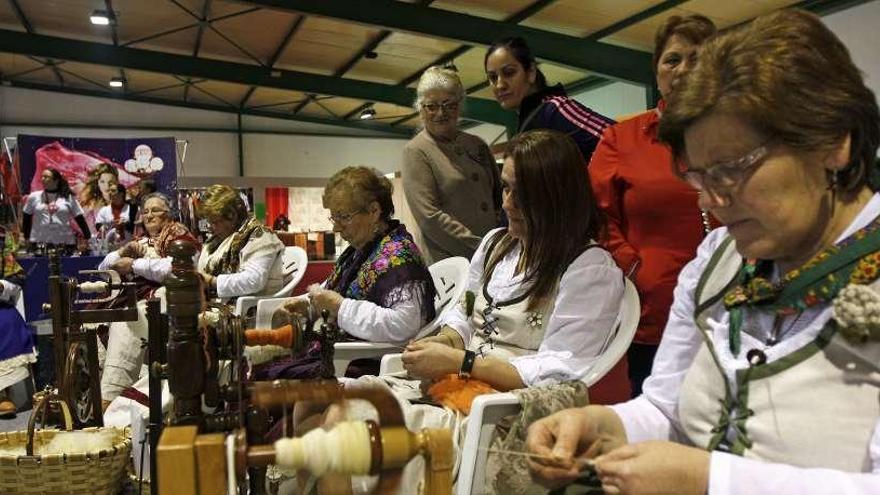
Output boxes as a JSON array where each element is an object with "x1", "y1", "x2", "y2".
[{"x1": 590, "y1": 107, "x2": 707, "y2": 345}]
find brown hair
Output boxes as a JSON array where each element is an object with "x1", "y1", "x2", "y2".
[
  {"x1": 659, "y1": 9, "x2": 880, "y2": 195},
  {"x1": 323, "y1": 166, "x2": 394, "y2": 221},
  {"x1": 79, "y1": 162, "x2": 119, "y2": 208},
  {"x1": 198, "y1": 184, "x2": 248, "y2": 223},
  {"x1": 487, "y1": 129, "x2": 604, "y2": 310},
  {"x1": 652, "y1": 14, "x2": 716, "y2": 70}
]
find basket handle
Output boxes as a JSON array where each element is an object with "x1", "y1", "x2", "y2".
[{"x1": 26, "y1": 391, "x2": 73, "y2": 455}]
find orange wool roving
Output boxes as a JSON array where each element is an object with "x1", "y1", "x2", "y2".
[{"x1": 427, "y1": 374, "x2": 495, "y2": 414}]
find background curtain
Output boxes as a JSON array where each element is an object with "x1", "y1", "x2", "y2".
[{"x1": 265, "y1": 187, "x2": 288, "y2": 229}]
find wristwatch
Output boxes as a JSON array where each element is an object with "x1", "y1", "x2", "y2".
[{"x1": 459, "y1": 350, "x2": 476, "y2": 379}]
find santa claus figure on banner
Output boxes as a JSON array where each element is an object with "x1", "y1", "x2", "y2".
[{"x1": 124, "y1": 144, "x2": 164, "y2": 176}]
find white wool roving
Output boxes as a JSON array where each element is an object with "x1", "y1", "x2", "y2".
[
  {"x1": 274, "y1": 421, "x2": 372, "y2": 476},
  {"x1": 42, "y1": 429, "x2": 117, "y2": 455}
]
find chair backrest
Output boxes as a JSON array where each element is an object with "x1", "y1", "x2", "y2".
[
  {"x1": 274, "y1": 246, "x2": 308, "y2": 297},
  {"x1": 582, "y1": 277, "x2": 640, "y2": 386},
  {"x1": 416, "y1": 256, "x2": 469, "y2": 339}
]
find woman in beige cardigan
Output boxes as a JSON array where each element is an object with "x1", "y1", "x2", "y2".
[{"x1": 401, "y1": 66, "x2": 502, "y2": 263}]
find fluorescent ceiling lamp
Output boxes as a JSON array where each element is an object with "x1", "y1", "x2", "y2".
[
  {"x1": 359, "y1": 107, "x2": 376, "y2": 120},
  {"x1": 109, "y1": 77, "x2": 125, "y2": 88},
  {"x1": 90, "y1": 10, "x2": 111, "y2": 25}
]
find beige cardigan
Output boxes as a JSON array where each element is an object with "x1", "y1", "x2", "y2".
[{"x1": 401, "y1": 129, "x2": 501, "y2": 263}]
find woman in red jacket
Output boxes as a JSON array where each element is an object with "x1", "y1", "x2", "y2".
[{"x1": 590, "y1": 15, "x2": 716, "y2": 396}]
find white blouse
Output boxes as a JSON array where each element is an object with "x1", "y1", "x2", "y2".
[
  {"x1": 95, "y1": 203, "x2": 130, "y2": 228},
  {"x1": 611, "y1": 194, "x2": 880, "y2": 495},
  {"x1": 23, "y1": 191, "x2": 85, "y2": 244},
  {"x1": 442, "y1": 228, "x2": 624, "y2": 386}
]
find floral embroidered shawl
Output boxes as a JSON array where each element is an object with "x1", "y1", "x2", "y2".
[
  {"x1": 326, "y1": 220, "x2": 436, "y2": 323},
  {"x1": 202, "y1": 216, "x2": 273, "y2": 277}
]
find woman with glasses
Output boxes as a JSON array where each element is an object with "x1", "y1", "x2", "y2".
[
  {"x1": 196, "y1": 184, "x2": 286, "y2": 300},
  {"x1": 589, "y1": 15, "x2": 717, "y2": 396},
  {"x1": 527, "y1": 10, "x2": 880, "y2": 495},
  {"x1": 401, "y1": 65, "x2": 502, "y2": 263},
  {"x1": 268, "y1": 166, "x2": 436, "y2": 377},
  {"x1": 98, "y1": 192, "x2": 199, "y2": 404},
  {"x1": 484, "y1": 37, "x2": 615, "y2": 163}
]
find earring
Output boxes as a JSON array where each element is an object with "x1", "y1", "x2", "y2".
[{"x1": 828, "y1": 169, "x2": 839, "y2": 215}]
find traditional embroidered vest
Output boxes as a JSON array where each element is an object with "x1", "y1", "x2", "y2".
[
  {"x1": 679, "y1": 236, "x2": 880, "y2": 472},
  {"x1": 469, "y1": 282, "x2": 556, "y2": 362}
]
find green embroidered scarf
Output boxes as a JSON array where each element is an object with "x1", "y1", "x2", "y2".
[{"x1": 723, "y1": 214, "x2": 880, "y2": 355}]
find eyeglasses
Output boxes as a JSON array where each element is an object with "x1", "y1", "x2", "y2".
[
  {"x1": 328, "y1": 210, "x2": 362, "y2": 225},
  {"x1": 142, "y1": 208, "x2": 169, "y2": 216},
  {"x1": 421, "y1": 100, "x2": 460, "y2": 114},
  {"x1": 677, "y1": 142, "x2": 772, "y2": 193}
]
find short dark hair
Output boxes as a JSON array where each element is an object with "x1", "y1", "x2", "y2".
[
  {"x1": 484, "y1": 36, "x2": 548, "y2": 90},
  {"x1": 659, "y1": 9, "x2": 880, "y2": 195},
  {"x1": 652, "y1": 14, "x2": 716, "y2": 70}
]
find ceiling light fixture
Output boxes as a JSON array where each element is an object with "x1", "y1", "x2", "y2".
[
  {"x1": 359, "y1": 107, "x2": 376, "y2": 120},
  {"x1": 109, "y1": 77, "x2": 125, "y2": 88},
  {"x1": 90, "y1": 10, "x2": 112, "y2": 26}
]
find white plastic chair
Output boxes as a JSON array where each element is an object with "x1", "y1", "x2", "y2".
[
  {"x1": 379, "y1": 277, "x2": 640, "y2": 495},
  {"x1": 234, "y1": 245, "x2": 308, "y2": 321}
]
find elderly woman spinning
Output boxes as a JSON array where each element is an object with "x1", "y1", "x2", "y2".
[
  {"x1": 98, "y1": 192, "x2": 199, "y2": 404},
  {"x1": 197, "y1": 184, "x2": 286, "y2": 300},
  {"x1": 265, "y1": 166, "x2": 435, "y2": 379},
  {"x1": 527, "y1": 10, "x2": 880, "y2": 495}
]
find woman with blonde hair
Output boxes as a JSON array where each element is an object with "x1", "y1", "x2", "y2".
[
  {"x1": 402, "y1": 65, "x2": 502, "y2": 263},
  {"x1": 528, "y1": 10, "x2": 880, "y2": 494},
  {"x1": 197, "y1": 184, "x2": 286, "y2": 300}
]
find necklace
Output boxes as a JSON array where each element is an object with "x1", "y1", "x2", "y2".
[
  {"x1": 42, "y1": 191, "x2": 59, "y2": 217},
  {"x1": 745, "y1": 311, "x2": 804, "y2": 366},
  {"x1": 700, "y1": 209, "x2": 712, "y2": 235}
]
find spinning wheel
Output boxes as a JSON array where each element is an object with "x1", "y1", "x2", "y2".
[{"x1": 61, "y1": 341, "x2": 97, "y2": 425}]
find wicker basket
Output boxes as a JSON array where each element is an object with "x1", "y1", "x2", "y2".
[{"x1": 0, "y1": 392, "x2": 131, "y2": 495}]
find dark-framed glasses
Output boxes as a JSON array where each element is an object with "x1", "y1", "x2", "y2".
[
  {"x1": 677, "y1": 143, "x2": 772, "y2": 192},
  {"x1": 421, "y1": 100, "x2": 460, "y2": 114}
]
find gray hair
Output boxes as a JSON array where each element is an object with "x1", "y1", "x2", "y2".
[
  {"x1": 414, "y1": 66, "x2": 464, "y2": 111},
  {"x1": 141, "y1": 191, "x2": 176, "y2": 218}
]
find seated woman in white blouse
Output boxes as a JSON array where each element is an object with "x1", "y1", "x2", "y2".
[
  {"x1": 97, "y1": 192, "x2": 199, "y2": 405},
  {"x1": 197, "y1": 184, "x2": 286, "y2": 301},
  {"x1": 401, "y1": 128, "x2": 623, "y2": 392},
  {"x1": 526, "y1": 10, "x2": 880, "y2": 495},
  {"x1": 263, "y1": 166, "x2": 436, "y2": 378}
]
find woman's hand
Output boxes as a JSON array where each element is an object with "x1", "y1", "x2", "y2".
[
  {"x1": 120, "y1": 241, "x2": 145, "y2": 258},
  {"x1": 111, "y1": 256, "x2": 135, "y2": 276},
  {"x1": 593, "y1": 441, "x2": 710, "y2": 495},
  {"x1": 410, "y1": 327, "x2": 464, "y2": 349},
  {"x1": 526, "y1": 406, "x2": 628, "y2": 489},
  {"x1": 199, "y1": 272, "x2": 216, "y2": 293},
  {"x1": 401, "y1": 341, "x2": 465, "y2": 380},
  {"x1": 309, "y1": 287, "x2": 344, "y2": 318},
  {"x1": 271, "y1": 298, "x2": 310, "y2": 327}
]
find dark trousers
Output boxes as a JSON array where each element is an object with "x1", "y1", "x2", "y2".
[{"x1": 627, "y1": 342, "x2": 659, "y2": 398}]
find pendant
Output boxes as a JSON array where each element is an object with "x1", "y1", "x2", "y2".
[{"x1": 746, "y1": 348, "x2": 767, "y2": 366}]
